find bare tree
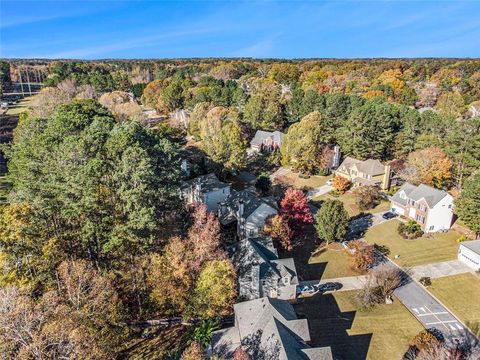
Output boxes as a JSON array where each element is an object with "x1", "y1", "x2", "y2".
[{"x1": 357, "y1": 265, "x2": 402, "y2": 307}]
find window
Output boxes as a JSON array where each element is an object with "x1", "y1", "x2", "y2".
[
  {"x1": 249, "y1": 229, "x2": 254, "y2": 236},
  {"x1": 448, "y1": 204, "x2": 452, "y2": 209},
  {"x1": 429, "y1": 225, "x2": 434, "y2": 231}
]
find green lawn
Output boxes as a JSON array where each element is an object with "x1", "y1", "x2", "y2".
[
  {"x1": 312, "y1": 191, "x2": 391, "y2": 217},
  {"x1": 364, "y1": 220, "x2": 461, "y2": 267},
  {"x1": 429, "y1": 273, "x2": 480, "y2": 332},
  {"x1": 275, "y1": 169, "x2": 331, "y2": 190},
  {"x1": 294, "y1": 290, "x2": 423, "y2": 360},
  {"x1": 308, "y1": 244, "x2": 361, "y2": 279}
]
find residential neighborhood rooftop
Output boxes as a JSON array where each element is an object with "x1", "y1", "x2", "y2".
[
  {"x1": 250, "y1": 130, "x2": 285, "y2": 146},
  {"x1": 180, "y1": 173, "x2": 229, "y2": 193},
  {"x1": 460, "y1": 240, "x2": 480, "y2": 254},
  {"x1": 392, "y1": 182, "x2": 450, "y2": 208}
]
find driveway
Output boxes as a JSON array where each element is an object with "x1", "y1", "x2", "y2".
[
  {"x1": 300, "y1": 275, "x2": 367, "y2": 292},
  {"x1": 346, "y1": 211, "x2": 393, "y2": 240},
  {"x1": 410, "y1": 260, "x2": 472, "y2": 280},
  {"x1": 306, "y1": 184, "x2": 332, "y2": 199}
]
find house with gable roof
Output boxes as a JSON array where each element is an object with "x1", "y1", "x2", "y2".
[
  {"x1": 390, "y1": 183, "x2": 454, "y2": 233},
  {"x1": 180, "y1": 173, "x2": 231, "y2": 212},
  {"x1": 335, "y1": 156, "x2": 391, "y2": 190},
  {"x1": 250, "y1": 130, "x2": 285, "y2": 153},
  {"x1": 219, "y1": 189, "x2": 278, "y2": 239},
  {"x1": 211, "y1": 297, "x2": 333, "y2": 359},
  {"x1": 230, "y1": 236, "x2": 298, "y2": 301}
]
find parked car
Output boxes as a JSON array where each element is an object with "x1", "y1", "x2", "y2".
[
  {"x1": 382, "y1": 211, "x2": 397, "y2": 220},
  {"x1": 296, "y1": 285, "x2": 318, "y2": 296},
  {"x1": 318, "y1": 282, "x2": 342, "y2": 293}
]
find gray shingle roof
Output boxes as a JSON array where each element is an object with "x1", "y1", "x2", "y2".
[
  {"x1": 338, "y1": 157, "x2": 385, "y2": 176},
  {"x1": 251, "y1": 130, "x2": 285, "y2": 146},
  {"x1": 461, "y1": 240, "x2": 480, "y2": 255},
  {"x1": 181, "y1": 173, "x2": 229, "y2": 193},
  {"x1": 391, "y1": 182, "x2": 449, "y2": 208},
  {"x1": 221, "y1": 189, "x2": 277, "y2": 223},
  {"x1": 232, "y1": 298, "x2": 332, "y2": 360},
  {"x1": 230, "y1": 238, "x2": 298, "y2": 300}
]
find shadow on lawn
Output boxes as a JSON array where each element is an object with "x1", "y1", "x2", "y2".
[{"x1": 294, "y1": 294, "x2": 372, "y2": 360}]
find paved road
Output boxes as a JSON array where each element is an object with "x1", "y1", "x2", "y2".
[
  {"x1": 393, "y1": 266, "x2": 467, "y2": 337},
  {"x1": 410, "y1": 260, "x2": 472, "y2": 280}
]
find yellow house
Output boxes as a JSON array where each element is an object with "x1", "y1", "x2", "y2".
[{"x1": 335, "y1": 157, "x2": 391, "y2": 190}]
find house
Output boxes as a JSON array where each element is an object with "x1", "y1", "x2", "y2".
[
  {"x1": 211, "y1": 297, "x2": 333, "y2": 360},
  {"x1": 230, "y1": 237, "x2": 298, "y2": 300},
  {"x1": 335, "y1": 157, "x2": 391, "y2": 190},
  {"x1": 390, "y1": 183, "x2": 454, "y2": 233},
  {"x1": 219, "y1": 189, "x2": 278, "y2": 239},
  {"x1": 458, "y1": 240, "x2": 480, "y2": 270},
  {"x1": 250, "y1": 130, "x2": 285, "y2": 153},
  {"x1": 180, "y1": 174, "x2": 231, "y2": 212}
]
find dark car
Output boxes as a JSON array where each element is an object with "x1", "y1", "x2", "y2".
[
  {"x1": 318, "y1": 282, "x2": 343, "y2": 292},
  {"x1": 382, "y1": 211, "x2": 397, "y2": 220}
]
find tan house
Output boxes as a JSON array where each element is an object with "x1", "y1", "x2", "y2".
[{"x1": 335, "y1": 157, "x2": 391, "y2": 190}]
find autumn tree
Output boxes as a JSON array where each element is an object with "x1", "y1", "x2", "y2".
[
  {"x1": 348, "y1": 240, "x2": 375, "y2": 271},
  {"x1": 435, "y1": 91, "x2": 464, "y2": 118},
  {"x1": 358, "y1": 265, "x2": 402, "y2": 307},
  {"x1": 280, "y1": 111, "x2": 331, "y2": 174},
  {"x1": 353, "y1": 186, "x2": 381, "y2": 210},
  {"x1": 279, "y1": 188, "x2": 313, "y2": 233},
  {"x1": 263, "y1": 214, "x2": 294, "y2": 251},
  {"x1": 187, "y1": 101, "x2": 214, "y2": 139},
  {"x1": 455, "y1": 173, "x2": 480, "y2": 236},
  {"x1": 192, "y1": 260, "x2": 236, "y2": 318},
  {"x1": 268, "y1": 63, "x2": 300, "y2": 85},
  {"x1": 3, "y1": 100, "x2": 181, "y2": 284},
  {"x1": 315, "y1": 200, "x2": 349, "y2": 245},
  {"x1": 199, "y1": 106, "x2": 247, "y2": 169},
  {"x1": 403, "y1": 147, "x2": 452, "y2": 188},
  {"x1": 332, "y1": 176, "x2": 351, "y2": 193},
  {"x1": 243, "y1": 78, "x2": 284, "y2": 131}
]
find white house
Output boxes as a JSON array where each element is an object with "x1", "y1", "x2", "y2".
[
  {"x1": 180, "y1": 174, "x2": 231, "y2": 212},
  {"x1": 458, "y1": 240, "x2": 480, "y2": 271},
  {"x1": 390, "y1": 183, "x2": 454, "y2": 233},
  {"x1": 218, "y1": 189, "x2": 278, "y2": 239}
]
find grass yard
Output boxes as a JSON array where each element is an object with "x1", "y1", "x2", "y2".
[
  {"x1": 308, "y1": 243, "x2": 362, "y2": 279},
  {"x1": 294, "y1": 290, "x2": 423, "y2": 360},
  {"x1": 428, "y1": 273, "x2": 480, "y2": 332},
  {"x1": 312, "y1": 191, "x2": 391, "y2": 217},
  {"x1": 274, "y1": 169, "x2": 331, "y2": 190},
  {"x1": 364, "y1": 220, "x2": 461, "y2": 267},
  {"x1": 5, "y1": 95, "x2": 37, "y2": 115}
]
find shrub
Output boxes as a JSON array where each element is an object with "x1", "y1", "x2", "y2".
[
  {"x1": 398, "y1": 220, "x2": 423, "y2": 239},
  {"x1": 419, "y1": 277, "x2": 431, "y2": 287},
  {"x1": 348, "y1": 240, "x2": 375, "y2": 271},
  {"x1": 456, "y1": 234, "x2": 468, "y2": 243}
]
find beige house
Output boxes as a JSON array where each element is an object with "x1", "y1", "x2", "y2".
[{"x1": 335, "y1": 157, "x2": 391, "y2": 190}]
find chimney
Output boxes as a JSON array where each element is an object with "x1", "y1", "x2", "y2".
[
  {"x1": 238, "y1": 200, "x2": 244, "y2": 217},
  {"x1": 382, "y1": 165, "x2": 391, "y2": 190}
]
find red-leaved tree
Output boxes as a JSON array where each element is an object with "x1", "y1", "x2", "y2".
[{"x1": 279, "y1": 188, "x2": 313, "y2": 234}]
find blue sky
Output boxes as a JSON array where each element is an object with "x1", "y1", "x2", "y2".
[{"x1": 1, "y1": 1, "x2": 480, "y2": 59}]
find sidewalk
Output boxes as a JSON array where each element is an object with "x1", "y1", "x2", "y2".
[{"x1": 409, "y1": 260, "x2": 472, "y2": 281}]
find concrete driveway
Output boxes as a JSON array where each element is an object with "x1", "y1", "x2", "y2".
[
  {"x1": 410, "y1": 260, "x2": 472, "y2": 280},
  {"x1": 300, "y1": 275, "x2": 367, "y2": 292},
  {"x1": 306, "y1": 184, "x2": 333, "y2": 199}
]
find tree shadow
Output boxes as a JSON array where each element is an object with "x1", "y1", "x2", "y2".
[
  {"x1": 294, "y1": 293, "x2": 372, "y2": 360},
  {"x1": 347, "y1": 214, "x2": 374, "y2": 240}
]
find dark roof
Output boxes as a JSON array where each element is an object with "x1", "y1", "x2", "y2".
[
  {"x1": 222, "y1": 189, "x2": 278, "y2": 219},
  {"x1": 181, "y1": 173, "x2": 229, "y2": 193}
]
